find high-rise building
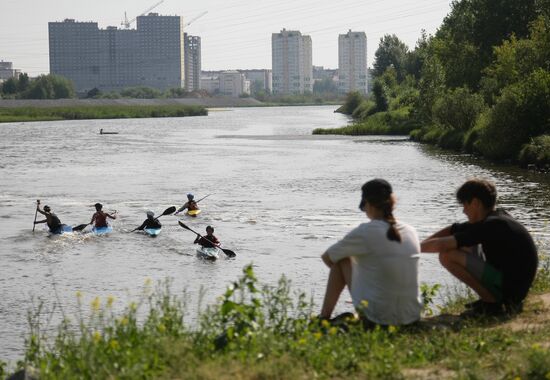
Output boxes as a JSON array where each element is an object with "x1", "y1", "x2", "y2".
[
  {"x1": 338, "y1": 30, "x2": 368, "y2": 95},
  {"x1": 49, "y1": 14, "x2": 185, "y2": 92},
  {"x1": 184, "y1": 33, "x2": 201, "y2": 92},
  {"x1": 271, "y1": 29, "x2": 312, "y2": 95},
  {"x1": 0, "y1": 61, "x2": 21, "y2": 82}
]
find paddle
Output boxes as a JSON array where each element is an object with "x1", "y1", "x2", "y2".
[
  {"x1": 132, "y1": 206, "x2": 176, "y2": 232},
  {"x1": 32, "y1": 200, "x2": 39, "y2": 233},
  {"x1": 178, "y1": 221, "x2": 236, "y2": 258}
]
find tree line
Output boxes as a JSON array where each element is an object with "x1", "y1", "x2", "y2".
[{"x1": 331, "y1": 0, "x2": 550, "y2": 168}]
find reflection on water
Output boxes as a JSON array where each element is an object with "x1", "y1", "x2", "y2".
[{"x1": 0, "y1": 106, "x2": 549, "y2": 360}]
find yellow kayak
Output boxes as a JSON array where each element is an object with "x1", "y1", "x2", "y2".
[{"x1": 187, "y1": 209, "x2": 201, "y2": 217}]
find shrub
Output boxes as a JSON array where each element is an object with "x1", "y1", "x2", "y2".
[{"x1": 518, "y1": 135, "x2": 550, "y2": 167}]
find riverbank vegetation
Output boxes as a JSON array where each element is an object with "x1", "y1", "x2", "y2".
[
  {"x1": 0, "y1": 74, "x2": 75, "y2": 100},
  {"x1": 314, "y1": 0, "x2": 550, "y2": 169},
  {"x1": 2, "y1": 254, "x2": 550, "y2": 379},
  {"x1": 0, "y1": 105, "x2": 207, "y2": 123}
]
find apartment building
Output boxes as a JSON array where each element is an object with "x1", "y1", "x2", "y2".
[
  {"x1": 0, "y1": 61, "x2": 21, "y2": 82},
  {"x1": 49, "y1": 14, "x2": 185, "y2": 92},
  {"x1": 271, "y1": 29, "x2": 312, "y2": 95},
  {"x1": 184, "y1": 33, "x2": 201, "y2": 91},
  {"x1": 338, "y1": 30, "x2": 368, "y2": 95}
]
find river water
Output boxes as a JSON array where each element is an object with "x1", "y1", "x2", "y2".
[{"x1": 1, "y1": 105, "x2": 549, "y2": 361}]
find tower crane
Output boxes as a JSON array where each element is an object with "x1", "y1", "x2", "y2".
[
  {"x1": 185, "y1": 11, "x2": 208, "y2": 27},
  {"x1": 122, "y1": 0, "x2": 165, "y2": 29}
]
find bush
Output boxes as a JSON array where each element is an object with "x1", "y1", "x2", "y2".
[
  {"x1": 335, "y1": 91, "x2": 364, "y2": 115},
  {"x1": 475, "y1": 69, "x2": 550, "y2": 160},
  {"x1": 432, "y1": 87, "x2": 486, "y2": 132},
  {"x1": 518, "y1": 135, "x2": 550, "y2": 167}
]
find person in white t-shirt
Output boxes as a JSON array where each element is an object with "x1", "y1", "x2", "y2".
[{"x1": 320, "y1": 178, "x2": 422, "y2": 327}]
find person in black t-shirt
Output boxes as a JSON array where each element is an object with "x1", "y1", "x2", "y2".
[
  {"x1": 421, "y1": 179, "x2": 538, "y2": 316},
  {"x1": 132, "y1": 211, "x2": 162, "y2": 232}
]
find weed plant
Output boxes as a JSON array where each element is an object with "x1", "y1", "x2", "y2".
[{"x1": 7, "y1": 255, "x2": 550, "y2": 379}]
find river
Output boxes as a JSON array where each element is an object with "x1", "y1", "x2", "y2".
[{"x1": 0, "y1": 105, "x2": 549, "y2": 361}]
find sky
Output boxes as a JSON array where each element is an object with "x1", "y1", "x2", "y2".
[{"x1": 0, "y1": 0, "x2": 454, "y2": 76}]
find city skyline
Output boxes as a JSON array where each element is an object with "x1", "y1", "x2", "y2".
[{"x1": 1, "y1": 0, "x2": 454, "y2": 76}]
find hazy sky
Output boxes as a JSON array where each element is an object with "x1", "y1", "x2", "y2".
[{"x1": 1, "y1": 0, "x2": 454, "y2": 76}]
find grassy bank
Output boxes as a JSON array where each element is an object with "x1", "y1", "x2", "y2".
[
  {"x1": 2, "y1": 252, "x2": 550, "y2": 380},
  {"x1": 0, "y1": 105, "x2": 207, "y2": 123},
  {"x1": 313, "y1": 106, "x2": 418, "y2": 136}
]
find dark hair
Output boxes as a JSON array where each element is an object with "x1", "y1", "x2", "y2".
[
  {"x1": 94, "y1": 203, "x2": 103, "y2": 211},
  {"x1": 360, "y1": 179, "x2": 401, "y2": 242},
  {"x1": 44, "y1": 205, "x2": 51, "y2": 212},
  {"x1": 206, "y1": 225, "x2": 214, "y2": 233},
  {"x1": 456, "y1": 179, "x2": 497, "y2": 210}
]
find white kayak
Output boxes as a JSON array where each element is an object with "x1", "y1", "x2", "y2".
[
  {"x1": 144, "y1": 227, "x2": 161, "y2": 237},
  {"x1": 196, "y1": 246, "x2": 220, "y2": 261}
]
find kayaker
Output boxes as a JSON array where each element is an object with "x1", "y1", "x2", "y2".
[
  {"x1": 90, "y1": 203, "x2": 117, "y2": 228},
  {"x1": 34, "y1": 201, "x2": 63, "y2": 234},
  {"x1": 194, "y1": 225, "x2": 220, "y2": 248},
  {"x1": 319, "y1": 179, "x2": 422, "y2": 328},
  {"x1": 132, "y1": 211, "x2": 162, "y2": 232},
  {"x1": 176, "y1": 193, "x2": 199, "y2": 214},
  {"x1": 421, "y1": 178, "x2": 538, "y2": 316}
]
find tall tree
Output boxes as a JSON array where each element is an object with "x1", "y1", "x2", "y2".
[{"x1": 373, "y1": 34, "x2": 409, "y2": 81}]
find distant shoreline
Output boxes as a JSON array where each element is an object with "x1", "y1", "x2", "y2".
[{"x1": 0, "y1": 97, "x2": 264, "y2": 109}]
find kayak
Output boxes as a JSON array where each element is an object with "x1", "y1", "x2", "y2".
[
  {"x1": 144, "y1": 227, "x2": 161, "y2": 237},
  {"x1": 49, "y1": 224, "x2": 73, "y2": 235},
  {"x1": 92, "y1": 226, "x2": 113, "y2": 235},
  {"x1": 196, "y1": 246, "x2": 220, "y2": 261},
  {"x1": 187, "y1": 209, "x2": 201, "y2": 217}
]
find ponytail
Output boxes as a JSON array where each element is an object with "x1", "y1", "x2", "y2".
[{"x1": 382, "y1": 201, "x2": 401, "y2": 243}]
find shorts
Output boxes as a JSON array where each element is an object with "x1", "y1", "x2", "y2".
[{"x1": 466, "y1": 252, "x2": 504, "y2": 302}]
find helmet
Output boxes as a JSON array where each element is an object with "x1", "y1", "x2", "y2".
[
  {"x1": 146, "y1": 211, "x2": 154, "y2": 218},
  {"x1": 187, "y1": 193, "x2": 194, "y2": 200}
]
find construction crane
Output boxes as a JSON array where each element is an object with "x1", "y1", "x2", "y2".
[
  {"x1": 185, "y1": 11, "x2": 208, "y2": 27},
  {"x1": 121, "y1": 0, "x2": 165, "y2": 29}
]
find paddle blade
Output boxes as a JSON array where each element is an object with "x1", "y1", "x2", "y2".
[
  {"x1": 72, "y1": 223, "x2": 89, "y2": 231},
  {"x1": 220, "y1": 248, "x2": 236, "y2": 258},
  {"x1": 162, "y1": 206, "x2": 177, "y2": 216},
  {"x1": 178, "y1": 221, "x2": 199, "y2": 235}
]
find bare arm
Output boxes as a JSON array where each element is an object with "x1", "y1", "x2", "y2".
[
  {"x1": 421, "y1": 236, "x2": 458, "y2": 253},
  {"x1": 34, "y1": 219, "x2": 47, "y2": 224},
  {"x1": 423, "y1": 225, "x2": 453, "y2": 241}
]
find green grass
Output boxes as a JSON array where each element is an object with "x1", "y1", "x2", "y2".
[
  {"x1": 313, "y1": 107, "x2": 419, "y2": 136},
  {"x1": 0, "y1": 105, "x2": 207, "y2": 123},
  {"x1": 4, "y1": 253, "x2": 550, "y2": 379}
]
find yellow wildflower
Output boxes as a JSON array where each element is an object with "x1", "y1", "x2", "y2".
[
  {"x1": 109, "y1": 339, "x2": 120, "y2": 350},
  {"x1": 91, "y1": 297, "x2": 101, "y2": 312},
  {"x1": 144, "y1": 277, "x2": 153, "y2": 286},
  {"x1": 313, "y1": 332, "x2": 322, "y2": 340},
  {"x1": 129, "y1": 302, "x2": 137, "y2": 312},
  {"x1": 360, "y1": 300, "x2": 369, "y2": 308},
  {"x1": 92, "y1": 331, "x2": 101, "y2": 344},
  {"x1": 297, "y1": 338, "x2": 307, "y2": 345},
  {"x1": 107, "y1": 295, "x2": 115, "y2": 308},
  {"x1": 321, "y1": 319, "x2": 330, "y2": 328},
  {"x1": 118, "y1": 317, "x2": 129, "y2": 326},
  {"x1": 388, "y1": 325, "x2": 397, "y2": 334},
  {"x1": 328, "y1": 327, "x2": 338, "y2": 336},
  {"x1": 158, "y1": 323, "x2": 166, "y2": 333},
  {"x1": 75, "y1": 291, "x2": 82, "y2": 300}
]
